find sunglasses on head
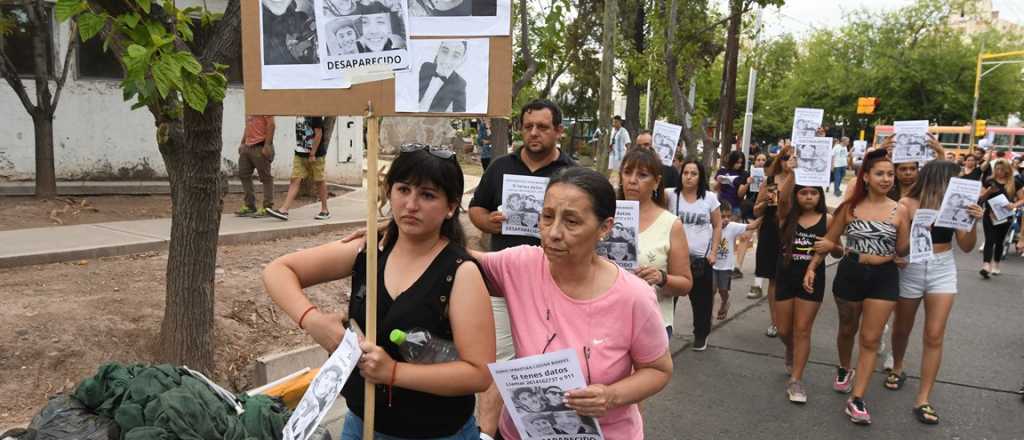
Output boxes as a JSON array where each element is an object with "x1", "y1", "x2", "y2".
[{"x1": 399, "y1": 143, "x2": 457, "y2": 160}]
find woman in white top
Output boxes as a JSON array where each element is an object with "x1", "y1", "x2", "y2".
[
  {"x1": 666, "y1": 158, "x2": 722, "y2": 351},
  {"x1": 617, "y1": 148, "x2": 694, "y2": 338}
]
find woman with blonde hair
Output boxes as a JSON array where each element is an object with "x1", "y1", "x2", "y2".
[{"x1": 979, "y1": 158, "x2": 1023, "y2": 278}]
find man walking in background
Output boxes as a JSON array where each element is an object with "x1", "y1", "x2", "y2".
[
  {"x1": 608, "y1": 115, "x2": 631, "y2": 170},
  {"x1": 831, "y1": 137, "x2": 849, "y2": 196},
  {"x1": 267, "y1": 116, "x2": 331, "y2": 221},
  {"x1": 237, "y1": 115, "x2": 276, "y2": 217}
]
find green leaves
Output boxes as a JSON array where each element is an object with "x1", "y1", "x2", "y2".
[
  {"x1": 135, "y1": 0, "x2": 151, "y2": 14},
  {"x1": 180, "y1": 74, "x2": 207, "y2": 113},
  {"x1": 76, "y1": 12, "x2": 105, "y2": 41},
  {"x1": 56, "y1": 0, "x2": 86, "y2": 22}
]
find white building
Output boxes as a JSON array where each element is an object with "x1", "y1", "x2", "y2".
[{"x1": 0, "y1": 1, "x2": 362, "y2": 185}]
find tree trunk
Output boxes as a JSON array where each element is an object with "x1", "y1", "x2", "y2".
[
  {"x1": 596, "y1": 0, "x2": 618, "y2": 175},
  {"x1": 716, "y1": 0, "x2": 743, "y2": 167},
  {"x1": 33, "y1": 114, "x2": 57, "y2": 198},
  {"x1": 157, "y1": 105, "x2": 225, "y2": 374},
  {"x1": 624, "y1": 72, "x2": 642, "y2": 136},
  {"x1": 491, "y1": 117, "x2": 511, "y2": 158}
]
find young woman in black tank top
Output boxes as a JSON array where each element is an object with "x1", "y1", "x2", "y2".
[
  {"x1": 804, "y1": 149, "x2": 907, "y2": 425},
  {"x1": 752, "y1": 147, "x2": 797, "y2": 338},
  {"x1": 263, "y1": 147, "x2": 495, "y2": 439},
  {"x1": 889, "y1": 160, "x2": 983, "y2": 425},
  {"x1": 774, "y1": 185, "x2": 842, "y2": 404}
]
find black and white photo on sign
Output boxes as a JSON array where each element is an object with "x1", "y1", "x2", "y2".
[
  {"x1": 596, "y1": 200, "x2": 639, "y2": 270},
  {"x1": 261, "y1": 0, "x2": 349, "y2": 89},
  {"x1": 793, "y1": 137, "x2": 833, "y2": 187},
  {"x1": 314, "y1": 0, "x2": 410, "y2": 79},
  {"x1": 407, "y1": 0, "x2": 511, "y2": 36},
  {"x1": 988, "y1": 194, "x2": 1014, "y2": 221},
  {"x1": 892, "y1": 120, "x2": 931, "y2": 164},
  {"x1": 500, "y1": 175, "x2": 548, "y2": 238},
  {"x1": 488, "y1": 349, "x2": 605, "y2": 440},
  {"x1": 652, "y1": 121, "x2": 683, "y2": 167},
  {"x1": 935, "y1": 177, "x2": 983, "y2": 231},
  {"x1": 749, "y1": 167, "x2": 765, "y2": 192},
  {"x1": 909, "y1": 209, "x2": 938, "y2": 263},
  {"x1": 281, "y1": 331, "x2": 360, "y2": 440},
  {"x1": 791, "y1": 107, "x2": 824, "y2": 141},
  {"x1": 395, "y1": 39, "x2": 489, "y2": 114}
]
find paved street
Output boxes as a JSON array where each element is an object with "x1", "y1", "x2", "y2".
[{"x1": 645, "y1": 249, "x2": 1024, "y2": 439}]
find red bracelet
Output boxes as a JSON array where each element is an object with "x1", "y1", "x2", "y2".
[
  {"x1": 297, "y1": 305, "x2": 317, "y2": 330},
  {"x1": 387, "y1": 362, "x2": 398, "y2": 408}
]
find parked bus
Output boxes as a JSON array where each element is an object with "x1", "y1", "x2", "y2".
[{"x1": 873, "y1": 125, "x2": 1024, "y2": 157}]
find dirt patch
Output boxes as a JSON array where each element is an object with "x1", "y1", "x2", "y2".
[
  {"x1": 0, "y1": 192, "x2": 327, "y2": 231},
  {"x1": 0, "y1": 216, "x2": 485, "y2": 428}
]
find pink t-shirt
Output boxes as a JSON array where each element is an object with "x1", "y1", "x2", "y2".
[{"x1": 479, "y1": 245, "x2": 668, "y2": 440}]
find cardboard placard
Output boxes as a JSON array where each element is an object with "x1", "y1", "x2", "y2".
[{"x1": 241, "y1": 0, "x2": 512, "y2": 117}]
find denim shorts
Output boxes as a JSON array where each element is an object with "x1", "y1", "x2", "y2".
[
  {"x1": 899, "y1": 250, "x2": 958, "y2": 299},
  {"x1": 713, "y1": 269, "x2": 733, "y2": 291},
  {"x1": 341, "y1": 413, "x2": 479, "y2": 440}
]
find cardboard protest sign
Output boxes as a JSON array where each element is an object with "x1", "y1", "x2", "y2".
[
  {"x1": 793, "y1": 137, "x2": 832, "y2": 188},
  {"x1": 314, "y1": 0, "x2": 412, "y2": 79}
]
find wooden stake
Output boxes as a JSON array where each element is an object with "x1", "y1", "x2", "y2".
[{"x1": 363, "y1": 104, "x2": 380, "y2": 440}]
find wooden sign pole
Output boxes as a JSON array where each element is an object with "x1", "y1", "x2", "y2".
[{"x1": 363, "y1": 104, "x2": 380, "y2": 440}]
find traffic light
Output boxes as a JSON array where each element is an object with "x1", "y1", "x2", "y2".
[
  {"x1": 857, "y1": 97, "x2": 880, "y2": 115},
  {"x1": 975, "y1": 119, "x2": 987, "y2": 137}
]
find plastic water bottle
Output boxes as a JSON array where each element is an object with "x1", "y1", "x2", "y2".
[{"x1": 389, "y1": 328, "x2": 459, "y2": 364}]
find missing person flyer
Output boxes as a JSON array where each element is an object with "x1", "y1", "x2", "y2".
[
  {"x1": 501, "y1": 175, "x2": 549, "y2": 238},
  {"x1": 596, "y1": 200, "x2": 639, "y2": 270},
  {"x1": 489, "y1": 349, "x2": 604, "y2": 439}
]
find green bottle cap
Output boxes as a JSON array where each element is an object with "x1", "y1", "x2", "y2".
[{"x1": 390, "y1": 329, "x2": 407, "y2": 345}]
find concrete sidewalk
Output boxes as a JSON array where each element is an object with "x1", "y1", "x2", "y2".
[{"x1": 0, "y1": 173, "x2": 482, "y2": 269}]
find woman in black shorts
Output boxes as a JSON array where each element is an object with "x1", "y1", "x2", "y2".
[
  {"x1": 753, "y1": 148, "x2": 796, "y2": 337},
  {"x1": 804, "y1": 149, "x2": 906, "y2": 425},
  {"x1": 775, "y1": 185, "x2": 842, "y2": 404}
]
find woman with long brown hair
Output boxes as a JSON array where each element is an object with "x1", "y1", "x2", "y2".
[
  {"x1": 979, "y1": 158, "x2": 1023, "y2": 278},
  {"x1": 617, "y1": 148, "x2": 694, "y2": 337}
]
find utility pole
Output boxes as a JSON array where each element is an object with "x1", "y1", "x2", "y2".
[{"x1": 740, "y1": 7, "x2": 764, "y2": 161}]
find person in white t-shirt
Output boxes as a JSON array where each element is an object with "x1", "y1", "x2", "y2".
[
  {"x1": 831, "y1": 138, "x2": 850, "y2": 197},
  {"x1": 712, "y1": 201, "x2": 756, "y2": 321},
  {"x1": 665, "y1": 158, "x2": 721, "y2": 351}
]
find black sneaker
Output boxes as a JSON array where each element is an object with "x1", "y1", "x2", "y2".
[
  {"x1": 266, "y1": 207, "x2": 289, "y2": 221},
  {"x1": 314, "y1": 211, "x2": 331, "y2": 220},
  {"x1": 692, "y1": 335, "x2": 708, "y2": 352},
  {"x1": 732, "y1": 268, "x2": 743, "y2": 279}
]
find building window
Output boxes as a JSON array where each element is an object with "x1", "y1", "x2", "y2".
[
  {"x1": 77, "y1": 35, "x2": 122, "y2": 79},
  {"x1": 0, "y1": 4, "x2": 55, "y2": 77}
]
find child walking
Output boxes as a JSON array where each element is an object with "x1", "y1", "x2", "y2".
[{"x1": 712, "y1": 201, "x2": 756, "y2": 320}]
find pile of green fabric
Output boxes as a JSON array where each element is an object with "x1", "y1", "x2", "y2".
[{"x1": 72, "y1": 363, "x2": 290, "y2": 440}]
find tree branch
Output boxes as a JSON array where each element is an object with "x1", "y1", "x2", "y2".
[
  {"x1": 0, "y1": 48, "x2": 35, "y2": 114},
  {"x1": 200, "y1": 0, "x2": 240, "y2": 66},
  {"x1": 512, "y1": 0, "x2": 538, "y2": 99},
  {"x1": 51, "y1": 20, "x2": 78, "y2": 110}
]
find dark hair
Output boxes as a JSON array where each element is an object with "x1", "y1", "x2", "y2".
[
  {"x1": 518, "y1": 99, "x2": 562, "y2": 127},
  {"x1": 888, "y1": 162, "x2": 920, "y2": 201},
  {"x1": 613, "y1": 115, "x2": 623, "y2": 121},
  {"x1": 675, "y1": 158, "x2": 709, "y2": 199},
  {"x1": 719, "y1": 200, "x2": 733, "y2": 213},
  {"x1": 836, "y1": 148, "x2": 891, "y2": 216},
  {"x1": 780, "y1": 185, "x2": 827, "y2": 265},
  {"x1": 383, "y1": 149, "x2": 465, "y2": 248},
  {"x1": 636, "y1": 129, "x2": 652, "y2": 137},
  {"x1": 617, "y1": 148, "x2": 667, "y2": 208},
  {"x1": 725, "y1": 151, "x2": 745, "y2": 171},
  {"x1": 907, "y1": 160, "x2": 961, "y2": 210},
  {"x1": 547, "y1": 167, "x2": 616, "y2": 223}
]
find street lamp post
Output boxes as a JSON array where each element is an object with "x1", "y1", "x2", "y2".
[
  {"x1": 969, "y1": 49, "x2": 1024, "y2": 151},
  {"x1": 740, "y1": 8, "x2": 764, "y2": 160}
]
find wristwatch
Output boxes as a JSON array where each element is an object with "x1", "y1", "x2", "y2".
[{"x1": 657, "y1": 269, "x2": 669, "y2": 287}]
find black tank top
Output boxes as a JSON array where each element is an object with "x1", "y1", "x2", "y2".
[
  {"x1": 931, "y1": 226, "x2": 954, "y2": 244},
  {"x1": 785, "y1": 214, "x2": 827, "y2": 278},
  {"x1": 344, "y1": 240, "x2": 477, "y2": 438}
]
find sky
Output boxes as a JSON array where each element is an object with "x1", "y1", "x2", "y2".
[{"x1": 713, "y1": 0, "x2": 1024, "y2": 38}]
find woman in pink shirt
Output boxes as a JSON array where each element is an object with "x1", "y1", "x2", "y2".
[{"x1": 474, "y1": 167, "x2": 673, "y2": 440}]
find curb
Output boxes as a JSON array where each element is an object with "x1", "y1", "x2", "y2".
[{"x1": 0, "y1": 218, "x2": 365, "y2": 269}]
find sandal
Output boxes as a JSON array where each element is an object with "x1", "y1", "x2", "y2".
[
  {"x1": 913, "y1": 404, "x2": 939, "y2": 425},
  {"x1": 717, "y1": 297, "x2": 730, "y2": 320},
  {"x1": 884, "y1": 371, "x2": 906, "y2": 390}
]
